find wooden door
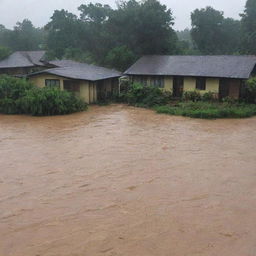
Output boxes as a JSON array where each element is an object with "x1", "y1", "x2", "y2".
[
  {"x1": 173, "y1": 77, "x2": 184, "y2": 97},
  {"x1": 219, "y1": 79, "x2": 229, "y2": 99}
]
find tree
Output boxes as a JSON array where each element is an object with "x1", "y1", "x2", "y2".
[
  {"x1": 191, "y1": 7, "x2": 225, "y2": 54},
  {"x1": 191, "y1": 7, "x2": 241, "y2": 54},
  {"x1": 45, "y1": 10, "x2": 84, "y2": 59},
  {"x1": 105, "y1": 45, "x2": 136, "y2": 71},
  {"x1": 8, "y1": 19, "x2": 43, "y2": 51},
  {"x1": 0, "y1": 46, "x2": 11, "y2": 60},
  {"x1": 240, "y1": 0, "x2": 256, "y2": 54},
  {"x1": 221, "y1": 18, "x2": 241, "y2": 54},
  {"x1": 106, "y1": 0, "x2": 179, "y2": 56},
  {"x1": 78, "y1": 3, "x2": 112, "y2": 24},
  {"x1": 78, "y1": 3, "x2": 113, "y2": 64}
]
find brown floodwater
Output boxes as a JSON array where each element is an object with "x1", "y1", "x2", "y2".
[{"x1": 0, "y1": 104, "x2": 256, "y2": 256}]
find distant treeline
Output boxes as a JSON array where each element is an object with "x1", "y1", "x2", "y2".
[{"x1": 0, "y1": 0, "x2": 255, "y2": 71}]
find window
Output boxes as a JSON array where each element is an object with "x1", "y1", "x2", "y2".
[
  {"x1": 45, "y1": 79, "x2": 60, "y2": 88},
  {"x1": 139, "y1": 76, "x2": 148, "y2": 86},
  {"x1": 150, "y1": 76, "x2": 164, "y2": 88},
  {"x1": 196, "y1": 78, "x2": 206, "y2": 90}
]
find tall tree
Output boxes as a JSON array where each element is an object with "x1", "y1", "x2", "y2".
[
  {"x1": 191, "y1": 7, "x2": 225, "y2": 54},
  {"x1": 78, "y1": 3, "x2": 113, "y2": 63},
  {"x1": 240, "y1": 0, "x2": 256, "y2": 54},
  {"x1": 106, "y1": 0, "x2": 178, "y2": 56},
  {"x1": 45, "y1": 10, "x2": 84, "y2": 59},
  {"x1": 8, "y1": 19, "x2": 43, "y2": 51},
  {"x1": 191, "y1": 7, "x2": 241, "y2": 54}
]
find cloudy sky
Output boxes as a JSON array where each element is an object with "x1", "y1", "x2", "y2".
[{"x1": 0, "y1": 0, "x2": 246, "y2": 30}]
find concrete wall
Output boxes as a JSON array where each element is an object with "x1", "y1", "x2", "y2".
[{"x1": 29, "y1": 74, "x2": 97, "y2": 104}]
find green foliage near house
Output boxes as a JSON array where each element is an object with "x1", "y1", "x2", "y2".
[
  {"x1": 0, "y1": 75, "x2": 87, "y2": 116},
  {"x1": 0, "y1": 75, "x2": 34, "y2": 114},
  {"x1": 125, "y1": 83, "x2": 170, "y2": 107},
  {"x1": 19, "y1": 87, "x2": 87, "y2": 116},
  {"x1": 155, "y1": 102, "x2": 256, "y2": 119},
  {"x1": 243, "y1": 77, "x2": 256, "y2": 103}
]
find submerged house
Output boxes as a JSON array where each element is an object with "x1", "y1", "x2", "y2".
[
  {"x1": 27, "y1": 60, "x2": 121, "y2": 103},
  {"x1": 124, "y1": 55, "x2": 256, "y2": 99},
  {"x1": 0, "y1": 51, "x2": 47, "y2": 76}
]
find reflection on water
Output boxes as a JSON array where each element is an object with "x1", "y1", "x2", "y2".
[{"x1": 0, "y1": 104, "x2": 256, "y2": 256}]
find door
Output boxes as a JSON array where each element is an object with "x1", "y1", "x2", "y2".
[
  {"x1": 173, "y1": 77, "x2": 184, "y2": 97},
  {"x1": 219, "y1": 79, "x2": 229, "y2": 99}
]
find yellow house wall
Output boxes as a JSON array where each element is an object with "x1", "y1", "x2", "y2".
[
  {"x1": 130, "y1": 75, "x2": 220, "y2": 94},
  {"x1": 164, "y1": 76, "x2": 173, "y2": 92},
  {"x1": 79, "y1": 81, "x2": 90, "y2": 103},
  {"x1": 205, "y1": 78, "x2": 219, "y2": 93},
  {"x1": 30, "y1": 74, "x2": 65, "y2": 90},
  {"x1": 183, "y1": 77, "x2": 196, "y2": 91},
  {"x1": 29, "y1": 74, "x2": 97, "y2": 104},
  {"x1": 183, "y1": 77, "x2": 220, "y2": 93}
]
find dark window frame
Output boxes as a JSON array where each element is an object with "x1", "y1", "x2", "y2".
[
  {"x1": 196, "y1": 77, "x2": 206, "y2": 90},
  {"x1": 150, "y1": 76, "x2": 164, "y2": 88},
  {"x1": 45, "y1": 79, "x2": 60, "y2": 88}
]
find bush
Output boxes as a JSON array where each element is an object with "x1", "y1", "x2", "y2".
[
  {"x1": 0, "y1": 75, "x2": 87, "y2": 116},
  {"x1": 0, "y1": 75, "x2": 34, "y2": 114},
  {"x1": 19, "y1": 87, "x2": 87, "y2": 116},
  {"x1": 182, "y1": 90, "x2": 201, "y2": 102},
  {"x1": 155, "y1": 102, "x2": 256, "y2": 119},
  {"x1": 201, "y1": 91, "x2": 216, "y2": 102},
  {"x1": 126, "y1": 83, "x2": 169, "y2": 107},
  {"x1": 242, "y1": 77, "x2": 256, "y2": 103}
]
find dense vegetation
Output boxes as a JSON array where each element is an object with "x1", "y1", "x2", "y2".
[
  {"x1": 114, "y1": 80, "x2": 256, "y2": 119},
  {"x1": 0, "y1": 75, "x2": 87, "y2": 116},
  {"x1": 0, "y1": 0, "x2": 255, "y2": 71},
  {"x1": 155, "y1": 102, "x2": 256, "y2": 119}
]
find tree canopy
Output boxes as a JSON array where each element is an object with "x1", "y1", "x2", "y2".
[
  {"x1": 0, "y1": 0, "x2": 255, "y2": 71},
  {"x1": 240, "y1": 0, "x2": 256, "y2": 54}
]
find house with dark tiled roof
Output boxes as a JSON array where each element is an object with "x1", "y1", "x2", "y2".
[
  {"x1": 0, "y1": 51, "x2": 48, "y2": 76},
  {"x1": 27, "y1": 60, "x2": 121, "y2": 103},
  {"x1": 0, "y1": 52, "x2": 121, "y2": 104},
  {"x1": 124, "y1": 55, "x2": 256, "y2": 99}
]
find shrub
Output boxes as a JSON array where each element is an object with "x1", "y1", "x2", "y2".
[
  {"x1": 201, "y1": 91, "x2": 216, "y2": 102},
  {"x1": 126, "y1": 83, "x2": 169, "y2": 107},
  {"x1": 19, "y1": 87, "x2": 87, "y2": 116},
  {"x1": 182, "y1": 90, "x2": 201, "y2": 102},
  {"x1": 155, "y1": 102, "x2": 256, "y2": 119},
  {"x1": 242, "y1": 77, "x2": 256, "y2": 103},
  {"x1": 0, "y1": 75, "x2": 34, "y2": 114},
  {"x1": 0, "y1": 75, "x2": 87, "y2": 116}
]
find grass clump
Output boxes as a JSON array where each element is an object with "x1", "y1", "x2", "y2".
[{"x1": 155, "y1": 102, "x2": 256, "y2": 119}]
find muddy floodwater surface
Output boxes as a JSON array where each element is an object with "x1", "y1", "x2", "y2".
[{"x1": 0, "y1": 104, "x2": 256, "y2": 256}]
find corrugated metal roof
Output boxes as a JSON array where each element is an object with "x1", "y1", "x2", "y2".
[
  {"x1": 124, "y1": 55, "x2": 256, "y2": 79},
  {"x1": 28, "y1": 61, "x2": 121, "y2": 81},
  {"x1": 0, "y1": 51, "x2": 46, "y2": 68}
]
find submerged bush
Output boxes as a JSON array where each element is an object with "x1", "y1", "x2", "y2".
[
  {"x1": 201, "y1": 91, "x2": 216, "y2": 102},
  {"x1": 0, "y1": 75, "x2": 34, "y2": 114},
  {"x1": 19, "y1": 87, "x2": 87, "y2": 116},
  {"x1": 0, "y1": 75, "x2": 87, "y2": 116},
  {"x1": 242, "y1": 77, "x2": 256, "y2": 103},
  {"x1": 155, "y1": 102, "x2": 256, "y2": 119},
  {"x1": 182, "y1": 90, "x2": 201, "y2": 102},
  {"x1": 126, "y1": 83, "x2": 169, "y2": 107}
]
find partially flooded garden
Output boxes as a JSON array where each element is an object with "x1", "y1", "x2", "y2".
[{"x1": 1, "y1": 104, "x2": 256, "y2": 256}]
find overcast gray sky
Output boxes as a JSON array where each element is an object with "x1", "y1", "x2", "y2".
[{"x1": 0, "y1": 0, "x2": 246, "y2": 30}]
